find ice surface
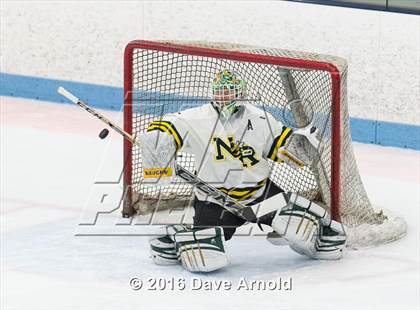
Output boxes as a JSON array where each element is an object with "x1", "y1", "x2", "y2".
[{"x1": 1, "y1": 97, "x2": 419, "y2": 309}]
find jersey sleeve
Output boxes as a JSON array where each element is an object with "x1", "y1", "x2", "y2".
[
  {"x1": 263, "y1": 115, "x2": 293, "y2": 162},
  {"x1": 145, "y1": 112, "x2": 191, "y2": 153}
]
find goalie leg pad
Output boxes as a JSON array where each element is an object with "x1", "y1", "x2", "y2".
[
  {"x1": 271, "y1": 193, "x2": 327, "y2": 244},
  {"x1": 312, "y1": 220, "x2": 346, "y2": 260},
  {"x1": 269, "y1": 193, "x2": 346, "y2": 260},
  {"x1": 175, "y1": 226, "x2": 229, "y2": 273},
  {"x1": 289, "y1": 220, "x2": 346, "y2": 260},
  {"x1": 149, "y1": 224, "x2": 189, "y2": 265}
]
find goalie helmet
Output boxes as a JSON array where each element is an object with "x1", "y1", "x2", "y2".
[{"x1": 211, "y1": 69, "x2": 246, "y2": 120}]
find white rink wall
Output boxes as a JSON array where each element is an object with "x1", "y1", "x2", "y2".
[{"x1": 1, "y1": 1, "x2": 419, "y2": 126}]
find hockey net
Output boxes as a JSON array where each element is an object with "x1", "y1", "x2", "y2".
[{"x1": 123, "y1": 40, "x2": 406, "y2": 248}]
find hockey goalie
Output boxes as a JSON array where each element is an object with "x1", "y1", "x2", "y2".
[{"x1": 143, "y1": 70, "x2": 347, "y2": 272}]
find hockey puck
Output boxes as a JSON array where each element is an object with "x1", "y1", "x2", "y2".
[{"x1": 99, "y1": 128, "x2": 109, "y2": 139}]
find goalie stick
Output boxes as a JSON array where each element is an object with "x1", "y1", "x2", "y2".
[{"x1": 57, "y1": 87, "x2": 258, "y2": 223}]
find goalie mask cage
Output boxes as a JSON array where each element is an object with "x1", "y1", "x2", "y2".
[{"x1": 123, "y1": 40, "x2": 406, "y2": 248}]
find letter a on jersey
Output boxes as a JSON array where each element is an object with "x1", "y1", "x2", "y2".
[{"x1": 247, "y1": 119, "x2": 253, "y2": 130}]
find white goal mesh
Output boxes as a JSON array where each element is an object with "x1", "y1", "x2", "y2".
[{"x1": 123, "y1": 40, "x2": 407, "y2": 248}]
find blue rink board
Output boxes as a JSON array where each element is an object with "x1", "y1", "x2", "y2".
[{"x1": 1, "y1": 72, "x2": 419, "y2": 150}]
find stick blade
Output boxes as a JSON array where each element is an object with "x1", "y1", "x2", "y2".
[{"x1": 57, "y1": 87, "x2": 79, "y2": 104}]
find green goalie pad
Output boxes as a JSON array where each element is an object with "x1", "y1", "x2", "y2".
[{"x1": 175, "y1": 226, "x2": 229, "y2": 273}]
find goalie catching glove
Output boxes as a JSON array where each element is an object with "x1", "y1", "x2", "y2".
[
  {"x1": 276, "y1": 125, "x2": 321, "y2": 169},
  {"x1": 268, "y1": 193, "x2": 347, "y2": 260}
]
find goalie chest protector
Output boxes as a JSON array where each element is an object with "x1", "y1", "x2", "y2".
[{"x1": 148, "y1": 102, "x2": 291, "y2": 204}]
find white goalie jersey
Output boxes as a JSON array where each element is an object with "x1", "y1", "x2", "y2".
[{"x1": 144, "y1": 102, "x2": 293, "y2": 205}]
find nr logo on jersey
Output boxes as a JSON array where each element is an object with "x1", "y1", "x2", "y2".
[{"x1": 212, "y1": 136, "x2": 259, "y2": 168}]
